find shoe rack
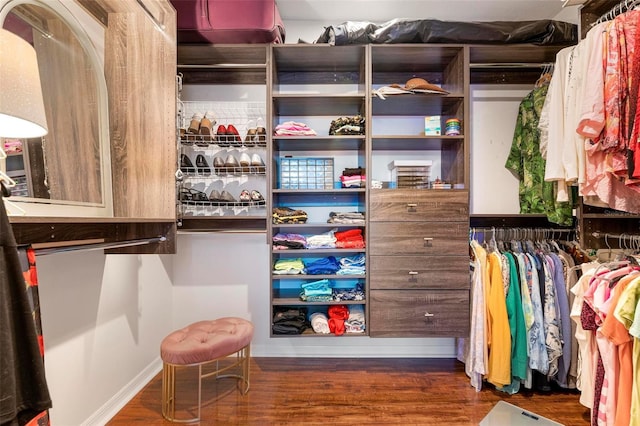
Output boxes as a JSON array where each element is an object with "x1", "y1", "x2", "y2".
[{"x1": 175, "y1": 45, "x2": 269, "y2": 230}]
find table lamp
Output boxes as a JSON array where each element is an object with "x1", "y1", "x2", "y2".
[{"x1": 0, "y1": 28, "x2": 48, "y2": 138}]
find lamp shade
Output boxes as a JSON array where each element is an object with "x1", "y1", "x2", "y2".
[{"x1": 0, "y1": 28, "x2": 48, "y2": 138}]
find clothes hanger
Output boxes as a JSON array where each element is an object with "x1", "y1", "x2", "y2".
[{"x1": 0, "y1": 170, "x2": 16, "y2": 188}]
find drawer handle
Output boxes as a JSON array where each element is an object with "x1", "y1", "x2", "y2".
[
  {"x1": 408, "y1": 271, "x2": 419, "y2": 275},
  {"x1": 406, "y1": 203, "x2": 418, "y2": 212},
  {"x1": 424, "y1": 312, "x2": 435, "y2": 317},
  {"x1": 423, "y1": 237, "x2": 433, "y2": 247}
]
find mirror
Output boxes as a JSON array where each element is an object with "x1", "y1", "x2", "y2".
[{"x1": 0, "y1": 0, "x2": 110, "y2": 208}]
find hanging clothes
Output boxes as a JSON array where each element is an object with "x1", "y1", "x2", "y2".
[
  {"x1": 464, "y1": 231, "x2": 584, "y2": 395},
  {"x1": 505, "y1": 83, "x2": 574, "y2": 226},
  {"x1": 0, "y1": 195, "x2": 52, "y2": 426},
  {"x1": 553, "y1": 10, "x2": 640, "y2": 214},
  {"x1": 572, "y1": 259, "x2": 640, "y2": 426}
]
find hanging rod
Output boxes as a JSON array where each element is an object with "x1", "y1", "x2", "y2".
[
  {"x1": 591, "y1": 231, "x2": 640, "y2": 240},
  {"x1": 33, "y1": 236, "x2": 167, "y2": 256},
  {"x1": 469, "y1": 63, "x2": 550, "y2": 69},
  {"x1": 595, "y1": 0, "x2": 640, "y2": 24}
]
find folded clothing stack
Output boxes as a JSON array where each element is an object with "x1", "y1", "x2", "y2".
[
  {"x1": 327, "y1": 305, "x2": 350, "y2": 336},
  {"x1": 340, "y1": 166, "x2": 366, "y2": 188},
  {"x1": 345, "y1": 305, "x2": 366, "y2": 333},
  {"x1": 337, "y1": 253, "x2": 366, "y2": 275},
  {"x1": 275, "y1": 121, "x2": 317, "y2": 136},
  {"x1": 329, "y1": 115, "x2": 365, "y2": 135},
  {"x1": 335, "y1": 229, "x2": 365, "y2": 249},
  {"x1": 333, "y1": 283, "x2": 365, "y2": 302},
  {"x1": 306, "y1": 229, "x2": 337, "y2": 249},
  {"x1": 272, "y1": 207, "x2": 308, "y2": 224},
  {"x1": 273, "y1": 258, "x2": 305, "y2": 275},
  {"x1": 300, "y1": 279, "x2": 332, "y2": 302},
  {"x1": 272, "y1": 307, "x2": 310, "y2": 335},
  {"x1": 327, "y1": 211, "x2": 365, "y2": 225},
  {"x1": 273, "y1": 233, "x2": 307, "y2": 250},
  {"x1": 304, "y1": 256, "x2": 341, "y2": 275}
]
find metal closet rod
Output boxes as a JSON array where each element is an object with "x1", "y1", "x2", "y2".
[
  {"x1": 33, "y1": 236, "x2": 167, "y2": 256},
  {"x1": 469, "y1": 63, "x2": 551, "y2": 69},
  {"x1": 595, "y1": 0, "x2": 640, "y2": 24},
  {"x1": 591, "y1": 231, "x2": 640, "y2": 240}
]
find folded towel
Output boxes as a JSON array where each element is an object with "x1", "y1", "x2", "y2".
[{"x1": 310, "y1": 312, "x2": 330, "y2": 334}]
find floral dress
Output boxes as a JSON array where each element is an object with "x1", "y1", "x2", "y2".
[{"x1": 505, "y1": 84, "x2": 574, "y2": 225}]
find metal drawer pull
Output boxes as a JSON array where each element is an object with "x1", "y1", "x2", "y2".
[
  {"x1": 423, "y1": 237, "x2": 433, "y2": 247},
  {"x1": 406, "y1": 203, "x2": 417, "y2": 207},
  {"x1": 424, "y1": 312, "x2": 435, "y2": 317},
  {"x1": 408, "y1": 271, "x2": 419, "y2": 275}
]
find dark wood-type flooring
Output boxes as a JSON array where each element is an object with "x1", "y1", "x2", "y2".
[{"x1": 107, "y1": 358, "x2": 590, "y2": 425}]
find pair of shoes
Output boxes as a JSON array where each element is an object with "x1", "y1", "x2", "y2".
[
  {"x1": 245, "y1": 118, "x2": 267, "y2": 145},
  {"x1": 239, "y1": 189, "x2": 264, "y2": 202},
  {"x1": 187, "y1": 112, "x2": 217, "y2": 136},
  {"x1": 216, "y1": 124, "x2": 241, "y2": 147},
  {"x1": 245, "y1": 120, "x2": 257, "y2": 146},
  {"x1": 207, "y1": 189, "x2": 236, "y2": 202}
]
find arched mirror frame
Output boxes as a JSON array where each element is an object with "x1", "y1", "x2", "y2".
[{"x1": 0, "y1": 0, "x2": 113, "y2": 217}]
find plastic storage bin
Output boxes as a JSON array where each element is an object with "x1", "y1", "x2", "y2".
[{"x1": 279, "y1": 157, "x2": 334, "y2": 189}]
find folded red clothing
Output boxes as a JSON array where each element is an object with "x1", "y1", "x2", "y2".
[
  {"x1": 328, "y1": 304, "x2": 349, "y2": 320},
  {"x1": 335, "y1": 229, "x2": 362, "y2": 240},
  {"x1": 336, "y1": 240, "x2": 365, "y2": 249}
]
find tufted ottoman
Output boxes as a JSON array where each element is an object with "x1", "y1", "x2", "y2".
[{"x1": 160, "y1": 317, "x2": 254, "y2": 423}]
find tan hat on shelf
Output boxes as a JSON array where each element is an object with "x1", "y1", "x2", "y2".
[{"x1": 390, "y1": 77, "x2": 449, "y2": 94}]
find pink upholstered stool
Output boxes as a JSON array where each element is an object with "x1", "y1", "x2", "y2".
[{"x1": 160, "y1": 317, "x2": 254, "y2": 423}]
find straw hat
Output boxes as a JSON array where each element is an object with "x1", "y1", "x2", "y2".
[{"x1": 403, "y1": 77, "x2": 448, "y2": 94}]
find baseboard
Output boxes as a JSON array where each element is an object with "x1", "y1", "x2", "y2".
[
  {"x1": 251, "y1": 338, "x2": 457, "y2": 358},
  {"x1": 81, "y1": 357, "x2": 163, "y2": 426}
]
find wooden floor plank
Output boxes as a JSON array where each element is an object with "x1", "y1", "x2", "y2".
[{"x1": 107, "y1": 358, "x2": 590, "y2": 425}]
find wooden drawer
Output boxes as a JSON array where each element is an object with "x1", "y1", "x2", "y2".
[
  {"x1": 369, "y1": 222, "x2": 468, "y2": 255},
  {"x1": 369, "y1": 255, "x2": 469, "y2": 290},
  {"x1": 369, "y1": 290, "x2": 470, "y2": 337},
  {"x1": 369, "y1": 190, "x2": 469, "y2": 222}
]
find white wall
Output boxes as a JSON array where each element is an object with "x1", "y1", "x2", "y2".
[
  {"x1": 36, "y1": 251, "x2": 173, "y2": 426},
  {"x1": 470, "y1": 85, "x2": 531, "y2": 214}
]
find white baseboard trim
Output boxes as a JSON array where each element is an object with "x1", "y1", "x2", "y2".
[{"x1": 82, "y1": 357, "x2": 163, "y2": 426}]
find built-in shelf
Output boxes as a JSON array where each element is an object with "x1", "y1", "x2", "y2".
[
  {"x1": 273, "y1": 136, "x2": 365, "y2": 151},
  {"x1": 272, "y1": 248, "x2": 366, "y2": 254}
]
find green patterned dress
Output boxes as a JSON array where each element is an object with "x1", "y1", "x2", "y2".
[{"x1": 505, "y1": 84, "x2": 574, "y2": 226}]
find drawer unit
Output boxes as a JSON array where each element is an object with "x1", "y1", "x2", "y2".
[
  {"x1": 369, "y1": 255, "x2": 469, "y2": 290},
  {"x1": 369, "y1": 290, "x2": 470, "y2": 337},
  {"x1": 369, "y1": 222, "x2": 468, "y2": 255},
  {"x1": 369, "y1": 190, "x2": 469, "y2": 222}
]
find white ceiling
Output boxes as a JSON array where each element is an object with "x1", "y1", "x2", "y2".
[{"x1": 275, "y1": 0, "x2": 578, "y2": 24}]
